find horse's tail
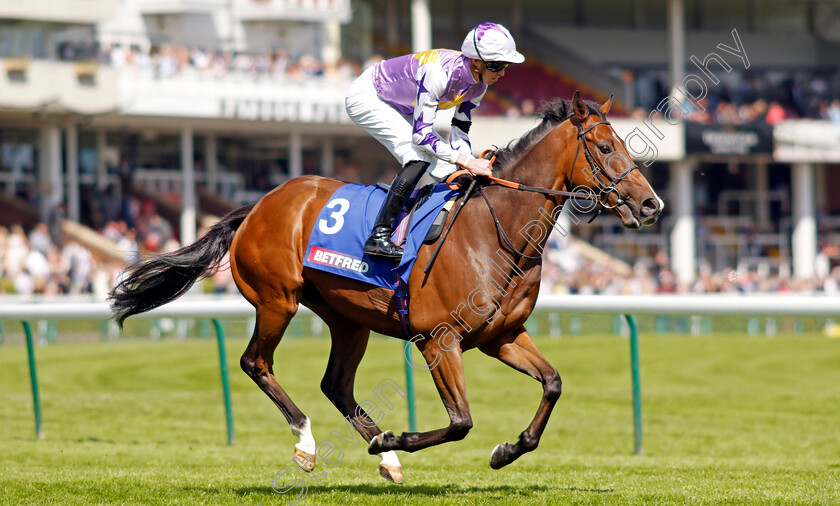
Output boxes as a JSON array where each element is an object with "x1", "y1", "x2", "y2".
[{"x1": 109, "y1": 204, "x2": 255, "y2": 327}]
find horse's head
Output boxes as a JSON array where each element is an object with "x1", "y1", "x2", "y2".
[{"x1": 566, "y1": 91, "x2": 664, "y2": 228}]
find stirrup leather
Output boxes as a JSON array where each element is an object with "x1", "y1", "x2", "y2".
[{"x1": 364, "y1": 161, "x2": 428, "y2": 260}]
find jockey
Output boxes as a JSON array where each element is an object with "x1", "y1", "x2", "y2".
[{"x1": 345, "y1": 22, "x2": 525, "y2": 259}]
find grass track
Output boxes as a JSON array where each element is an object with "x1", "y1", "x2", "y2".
[{"x1": 1, "y1": 333, "x2": 839, "y2": 504}]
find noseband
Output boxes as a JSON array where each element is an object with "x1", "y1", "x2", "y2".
[{"x1": 570, "y1": 112, "x2": 640, "y2": 210}]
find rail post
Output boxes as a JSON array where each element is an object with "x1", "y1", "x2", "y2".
[
  {"x1": 22, "y1": 321, "x2": 45, "y2": 439},
  {"x1": 212, "y1": 319, "x2": 236, "y2": 445},
  {"x1": 625, "y1": 314, "x2": 642, "y2": 454},
  {"x1": 403, "y1": 341, "x2": 417, "y2": 432}
]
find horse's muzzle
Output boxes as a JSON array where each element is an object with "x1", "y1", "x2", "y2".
[{"x1": 639, "y1": 197, "x2": 662, "y2": 226}]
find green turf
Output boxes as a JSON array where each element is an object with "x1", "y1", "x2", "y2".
[{"x1": 1, "y1": 332, "x2": 839, "y2": 505}]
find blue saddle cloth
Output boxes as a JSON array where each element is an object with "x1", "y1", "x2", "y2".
[{"x1": 303, "y1": 183, "x2": 458, "y2": 289}]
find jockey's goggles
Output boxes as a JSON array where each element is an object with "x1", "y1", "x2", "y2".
[
  {"x1": 484, "y1": 60, "x2": 509, "y2": 72},
  {"x1": 473, "y1": 30, "x2": 509, "y2": 72}
]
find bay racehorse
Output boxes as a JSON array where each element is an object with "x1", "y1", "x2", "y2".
[{"x1": 110, "y1": 92, "x2": 663, "y2": 484}]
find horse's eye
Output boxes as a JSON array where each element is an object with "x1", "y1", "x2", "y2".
[{"x1": 599, "y1": 144, "x2": 612, "y2": 154}]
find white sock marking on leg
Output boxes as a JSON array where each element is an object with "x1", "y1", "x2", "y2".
[
  {"x1": 379, "y1": 450, "x2": 401, "y2": 467},
  {"x1": 291, "y1": 417, "x2": 317, "y2": 455}
]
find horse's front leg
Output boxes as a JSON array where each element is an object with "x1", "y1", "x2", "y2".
[
  {"x1": 478, "y1": 326, "x2": 562, "y2": 469},
  {"x1": 368, "y1": 338, "x2": 473, "y2": 454}
]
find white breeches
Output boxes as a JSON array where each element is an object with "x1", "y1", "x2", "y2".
[{"x1": 345, "y1": 67, "x2": 458, "y2": 179}]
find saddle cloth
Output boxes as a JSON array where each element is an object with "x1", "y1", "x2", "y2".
[{"x1": 303, "y1": 182, "x2": 458, "y2": 289}]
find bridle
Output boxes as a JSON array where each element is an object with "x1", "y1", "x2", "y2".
[
  {"x1": 568, "y1": 110, "x2": 639, "y2": 210},
  {"x1": 448, "y1": 110, "x2": 640, "y2": 210}
]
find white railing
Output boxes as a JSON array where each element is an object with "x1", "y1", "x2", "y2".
[
  {"x1": 3, "y1": 294, "x2": 836, "y2": 451},
  {"x1": 535, "y1": 294, "x2": 838, "y2": 316},
  {"x1": 1, "y1": 293, "x2": 836, "y2": 321}
]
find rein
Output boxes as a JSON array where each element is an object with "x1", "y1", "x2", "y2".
[
  {"x1": 441, "y1": 112, "x2": 641, "y2": 261},
  {"x1": 447, "y1": 170, "x2": 595, "y2": 201}
]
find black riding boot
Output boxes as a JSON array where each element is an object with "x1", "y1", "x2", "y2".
[{"x1": 364, "y1": 160, "x2": 429, "y2": 259}]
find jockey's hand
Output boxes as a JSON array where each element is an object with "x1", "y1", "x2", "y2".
[{"x1": 455, "y1": 153, "x2": 493, "y2": 177}]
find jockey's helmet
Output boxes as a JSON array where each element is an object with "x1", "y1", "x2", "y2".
[{"x1": 461, "y1": 23, "x2": 525, "y2": 66}]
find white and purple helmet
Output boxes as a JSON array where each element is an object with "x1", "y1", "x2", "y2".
[{"x1": 461, "y1": 22, "x2": 525, "y2": 64}]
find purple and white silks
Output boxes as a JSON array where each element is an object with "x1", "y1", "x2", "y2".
[{"x1": 371, "y1": 49, "x2": 487, "y2": 164}]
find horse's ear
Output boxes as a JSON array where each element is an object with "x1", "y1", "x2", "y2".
[
  {"x1": 600, "y1": 94, "x2": 614, "y2": 116},
  {"x1": 572, "y1": 90, "x2": 587, "y2": 120}
]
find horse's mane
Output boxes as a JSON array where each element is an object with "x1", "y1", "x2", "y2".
[{"x1": 491, "y1": 98, "x2": 605, "y2": 172}]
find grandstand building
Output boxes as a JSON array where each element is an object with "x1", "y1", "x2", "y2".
[{"x1": 0, "y1": 0, "x2": 838, "y2": 288}]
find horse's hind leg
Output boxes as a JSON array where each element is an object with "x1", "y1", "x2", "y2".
[
  {"x1": 317, "y1": 310, "x2": 404, "y2": 483},
  {"x1": 478, "y1": 326, "x2": 562, "y2": 469},
  {"x1": 240, "y1": 305, "x2": 317, "y2": 472}
]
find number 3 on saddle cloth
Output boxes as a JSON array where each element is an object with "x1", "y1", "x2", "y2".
[{"x1": 304, "y1": 182, "x2": 459, "y2": 336}]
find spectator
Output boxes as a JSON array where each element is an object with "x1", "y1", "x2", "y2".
[
  {"x1": 715, "y1": 102, "x2": 741, "y2": 124},
  {"x1": 109, "y1": 44, "x2": 127, "y2": 69},
  {"x1": 5, "y1": 225, "x2": 29, "y2": 279},
  {"x1": 827, "y1": 100, "x2": 840, "y2": 135},
  {"x1": 24, "y1": 245, "x2": 51, "y2": 291},
  {"x1": 61, "y1": 241, "x2": 93, "y2": 294},
  {"x1": 28, "y1": 223, "x2": 52, "y2": 255},
  {"x1": 271, "y1": 49, "x2": 290, "y2": 78},
  {"x1": 521, "y1": 99, "x2": 536, "y2": 116},
  {"x1": 765, "y1": 101, "x2": 786, "y2": 125}
]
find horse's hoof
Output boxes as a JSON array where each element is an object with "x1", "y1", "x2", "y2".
[
  {"x1": 379, "y1": 463, "x2": 404, "y2": 484},
  {"x1": 368, "y1": 430, "x2": 394, "y2": 455},
  {"x1": 490, "y1": 442, "x2": 513, "y2": 469},
  {"x1": 293, "y1": 447, "x2": 316, "y2": 472}
]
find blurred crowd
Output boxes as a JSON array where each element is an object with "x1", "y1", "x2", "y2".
[
  {"x1": 629, "y1": 97, "x2": 791, "y2": 126},
  {"x1": 0, "y1": 189, "x2": 190, "y2": 297},
  {"x1": 541, "y1": 237, "x2": 840, "y2": 296},
  {"x1": 95, "y1": 196, "x2": 179, "y2": 255},
  {"x1": 0, "y1": 217, "x2": 237, "y2": 298},
  {"x1": 630, "y1": 71, "x2": 840, "y2": 126},
  {"x1": 0, "y1": 223, "x2": 116, "y2": 297},
  {"x1": 629, "y1": 97, "x2": 840, "y2": 128},
  {"x1": 2, "y1": 218, "x2": 839, "y2": 297},
  {"x1": 55, "y1": 40, "x2": 840, "y2": 126},
  {"x1": 90, "y1": 42, "x2": 365, "y2": 82}
]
